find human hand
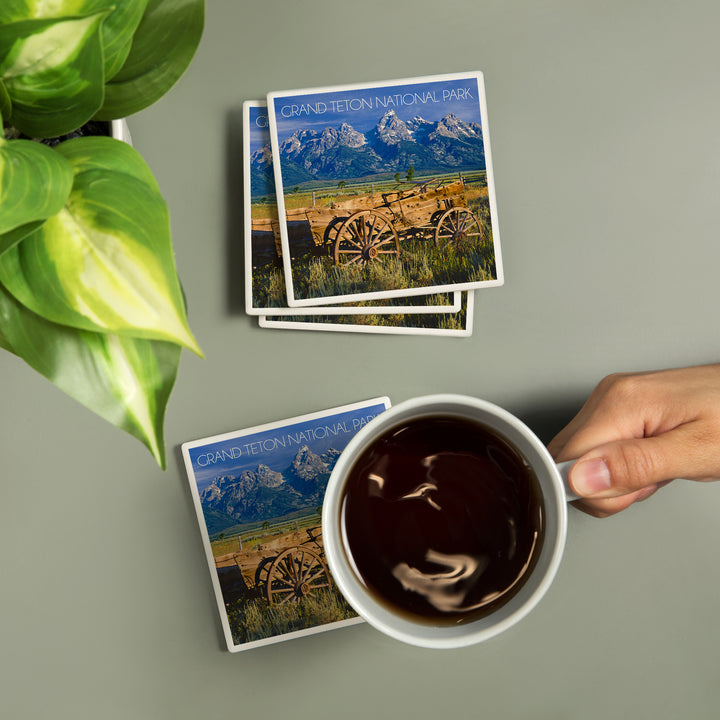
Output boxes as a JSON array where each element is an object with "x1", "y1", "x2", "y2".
[{"x1": 548, "y1": 364, "x2": 720, "y2": 517}]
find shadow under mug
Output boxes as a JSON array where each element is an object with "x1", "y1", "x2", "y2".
[{"x1": 321, "y1": 394, "x2": 577, "y2": 649}]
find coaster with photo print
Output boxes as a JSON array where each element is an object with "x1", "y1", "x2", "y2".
[
  {"x1": 266, "y1": 72, "x2": 503, "y2": 307},
  {"x1": 182, "y1": 398, "x2": 391, "y2": 651},
  {"x1": 244, "y1": 100, "x2": 461, "y2": 318},
  {"x1": 260, "y1": 291, "x2": 474, "y2": 337}
]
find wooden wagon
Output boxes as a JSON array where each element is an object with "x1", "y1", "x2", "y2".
[
  {"x1": 250, "y1": 178, "x2": 482, "y2": 267},
  {"x1": 214, "y1": 524, "x2": 332, "y2": 605}
]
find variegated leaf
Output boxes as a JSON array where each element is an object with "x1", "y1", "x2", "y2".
[
  {"x1": 98, "y1": 0, "x2": 204, "y2": 119},
  {"x1": 0, "y1": 136, "x2": 202, "y2": 355},
  {"x1": 0, "y1": 1, "x2": 149, "y2": 81},
  {"x1": 0, "y1": 12, "x2": 107, "y2": 137},
  {"x1": 0, "y1": 134, "x2": 73, "y2": 234},
  {"x1": 0, "y1": 280, "x2": 179, "y2": 467}
]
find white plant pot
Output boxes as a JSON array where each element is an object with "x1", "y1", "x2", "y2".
[{"x1": 111, "y1": 119, "x2": 132, "y2": 145}]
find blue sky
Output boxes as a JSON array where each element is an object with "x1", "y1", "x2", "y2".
[
  {"x1": 187, "y1": 402, "x2": 388, "y2": 490},
  {"x1": 247, "y1": 103, "x2": 275, "y2": 196},
  {"x1": 248, "y1": 103, "x2": 270, "y2": 155},
  {"x1": 269, "y1": 75, "x2": 485, "y2": 140}
]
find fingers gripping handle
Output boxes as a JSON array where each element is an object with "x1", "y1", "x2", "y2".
[{"x1": 556, "y1": 460, "x2": 580, "y2": 502}]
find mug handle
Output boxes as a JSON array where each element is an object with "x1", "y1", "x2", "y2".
[{"x1": 556, "y1": 460, "x2": 581, "y2": 502}]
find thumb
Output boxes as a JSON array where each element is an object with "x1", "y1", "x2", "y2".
[{"x1": 569, "y1": 426, "x2": 701, "y2": 499}]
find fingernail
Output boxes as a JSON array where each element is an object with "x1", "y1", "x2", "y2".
[{"x1": 572, "y1": 458, "x2": 612, "y2": 496}]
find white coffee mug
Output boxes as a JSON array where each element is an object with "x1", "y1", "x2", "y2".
[{"x1": 322, "y1": 394, "x2": 577, "y2": 649}]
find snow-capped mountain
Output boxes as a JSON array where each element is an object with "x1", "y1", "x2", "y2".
[
  {"x1": 250, "y1": 110, "x2": 485, "y2": 184},
  {"x1": 199, "y1": 445, "x2": 341, "y2": 525}
]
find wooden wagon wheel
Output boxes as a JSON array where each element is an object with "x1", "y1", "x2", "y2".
[
  {"x1": 333, "y1": 210, "x2": 400, "y2": 266},
  {"x1": 434, "y1": 207, "x2": 482, "y2": 249},
  {"x1": 254, "y1": 556, "x2": 275, "y2": 594},
  {"x1": 264, "y1": 546, "x2": 331, "y2": 605},
  {"x1": 322, "y1": 216, "x2": 348, "y2": 256}
]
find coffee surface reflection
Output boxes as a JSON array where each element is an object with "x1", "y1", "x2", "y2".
[{"x1": 340, "y1": 416, "x2": 545, "y2": 625}]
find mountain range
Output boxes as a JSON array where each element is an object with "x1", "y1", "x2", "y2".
[
  {"x1": 250, "y1": 110, "x2": 485, "y2": 188},
  {"x1": 199, "y1": 445, "x2": 342, "y2": 529}
]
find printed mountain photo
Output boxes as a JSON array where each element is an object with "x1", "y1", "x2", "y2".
[
  {"x1": 182, "y1": 399, "x2": 390, "y2": 651},
  {"x1": 252, "y1": 109, "x2": 485, "y2": 188},
  {"x1": 199, "y1": 444, "x2": 342, "y2": 530},
  {"x1": 244, "y1": 101, "x2": 468, "y2": 336},
  {"x1": 266, "y1": 73, "x2": 503, "y2": 305}
]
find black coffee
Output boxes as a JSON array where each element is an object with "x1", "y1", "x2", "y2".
[{"x1": 340, "y1": 415, "x2": 545, "y2": 625}]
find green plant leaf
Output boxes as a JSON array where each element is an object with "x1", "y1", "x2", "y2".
[
  {"x1": 0, "y1": 135, "x2": 73, "y2": 234},
  {"x1": 0, "y1": 11, "x2": 108, "y2": 137},
  {"x1": 58, "y1": 130, "x2": 160, "y2": 190},
  {"x1": 0, "y1": 280, "x2": 180, "y2": 467},
  {"x1": 0, "y1": 136, "x2": 202, "y2": 355},
  {"x1": 0, "y1": 1, "x2": 35, "y2": 23},
  {"x1": 0, "y1": 79, "x2": 11, "y2": 122},
  {"x1": 0, "y1": 321, "x2": 12, "y2": 352},
  {"x1": 0, "y1": 220, "x2": 44, "y2": 257},
  {"x1": 87, "y1": 0, "x2": 150, "y2": 80},
  {"x1": 97, "y1": 0, "x2": 204, "y2": 119},
  {"x1": 0, "y1": 1, "x2": 151, "y2": 82}
]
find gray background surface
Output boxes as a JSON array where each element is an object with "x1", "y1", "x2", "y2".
[{"x1": 2, "y1": 1, "x2": 719, "y2": 718}]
